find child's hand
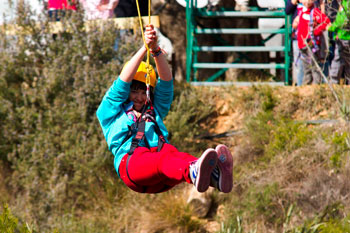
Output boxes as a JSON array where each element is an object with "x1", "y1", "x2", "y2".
[
  {"x1": 97, "y1": 4, "x2": 108, "y2": 11},
  {"x1": 145, "y1": 24, "x2": 158, "y2": 51},
  {"x1": 292, "y1": 15, "x2": 299, "y2": 29}
]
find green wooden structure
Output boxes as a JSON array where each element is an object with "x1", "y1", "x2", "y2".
[{"x1": 185, "y1": 1, "x2": 292, "y2": 85}]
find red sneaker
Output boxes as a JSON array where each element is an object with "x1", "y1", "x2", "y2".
[
  {"x1": 210, "y1": 144, "x2": 233, "y2": 193},
  {"x1": 189, "y1": 148, "x2": 218, "y2": 192}
]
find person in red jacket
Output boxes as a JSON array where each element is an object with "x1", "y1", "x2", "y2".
[
  {"x1": 293, "y1": 0, "x2": 331, "y2": 84},
  {"x1": 47, "y1": 0, "x2": 77, "y2": 21}
]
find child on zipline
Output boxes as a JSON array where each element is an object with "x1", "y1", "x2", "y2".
[{"x1": 96, "y1": 24, "x2": 233, "y2": 193}]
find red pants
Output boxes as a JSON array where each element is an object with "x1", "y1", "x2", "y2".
[{"x1": 118, "y1": 143, "x2": 196, "y2": 193}]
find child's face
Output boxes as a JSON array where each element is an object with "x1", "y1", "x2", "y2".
[
  {"x1": 301, "y1": 0, "x2": 314, "y2": 8},
  {"x1": 129, "y1": 89, "x2": 147, "y2": 111}
]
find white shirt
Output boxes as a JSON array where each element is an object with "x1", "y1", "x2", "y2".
[{"x1": 80, "y1": 0, "x2": 119, "y2": 20}]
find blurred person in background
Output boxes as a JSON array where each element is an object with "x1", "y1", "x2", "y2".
[
  {"x1": 235, "y1": 0, "x2": 249, "y2": 11},
  {"x1": 324, "y1": 0, "x2": 341, "y2": 83},
  {"x1": 47, "y1": 0, "x2": 77, "y2": 21},
  {"x1": 112, "y1": 0, "x2": 149, "y2": 51},
  {"x1": 80, "y1": 0, "x2": 120, "y2": 51},
  {"x1": 112, "y1": 0, "x2": 173, "y2": 60},
  {"x1": 286, "y1": 0, "x2": 305, "y2": 86},
  {"x1": 80, "y1": 0, "x2": 119, "y2": 20},
  {"x1": 328, "y1": 0, "x2": 350, "y2": 84},
  {"x1": 114, "y1": 0, "x2": 148, "y2": 17},
  {"x1": 293, "y1": 0, "x2": 330, "y2": 85}
]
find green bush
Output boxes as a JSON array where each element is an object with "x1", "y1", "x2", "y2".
[
  {"x1": 317, "y1": 217, "x2": 350, "y2": 233},
  {"x1": 246, "y1": 183, "x2": 287, "y2": 225},
  {"x1": 0, "y1": 2, "x2": 137, "y2": 230},
  {"x1": 0, "y1": 204, "x2": 31, "y2": 233},
  {"x1": 0, "y1": 204, "x2": 18, "y2": 233},
  {"x1": 245, "y1": 110, "x2": 276, "y2": 155},
  {"x1": 165, "y1": 83, "x2": 216, "y2": 155},
  {"x1": 3, "y1": 2, "x2": 350, "y2": 233},
  {"x1": 234, "y1": 84, "x2": 278, "y2": 114},
  {"x1": 245, "y1": 111, "x2": 313, "y2": 161},
  {"x1": 243, "y1": 85, "x2": 279, "y2": 155},
  {"x1": 222, "y1": 183, "x2": 289, "y2": 230},
  {"x1": 287, "y1": 203, "x2": 349, "y2": 233},
  {"x1": 265, "y1": 119, "x2": 313, "y2": 157},
  {"x1": 329, "y1": 132, "x2": 349, "y2": 170},
  {"x1": 0, "y1": 2, "x2": 217, "y2": 230}
]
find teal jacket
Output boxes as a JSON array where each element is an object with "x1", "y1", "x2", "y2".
[
  {"x1": 328, "y1": 1, "x2": 350, "y2": 40},
  {"x1": 96, "y1": 77, "x2": 173, "y2": 176}
]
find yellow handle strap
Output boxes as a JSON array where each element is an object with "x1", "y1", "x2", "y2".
[{"x1": 135, "y1": 0, "x2": 152, "y2": 87}]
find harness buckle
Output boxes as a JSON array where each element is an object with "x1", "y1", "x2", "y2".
[{"x1": 128, "y1": 124, "x2": 137, "y2": 134}]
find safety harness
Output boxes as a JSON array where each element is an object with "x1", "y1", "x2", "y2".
[
  {"x1": 117, "y1": 100, "x2": 166, "y2": 155},
  {"x1": 128, "y1": 102, "x2": 166, "y2": 155},
  {"x1": 120, "y1": 100, "x2": 167, "y2": 192}
]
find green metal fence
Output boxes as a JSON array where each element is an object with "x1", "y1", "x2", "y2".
[{"x1": 186, "y1": 0, "x2": 292, "y2": 85}]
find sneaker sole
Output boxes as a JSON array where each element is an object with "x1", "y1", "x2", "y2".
[
  {"x1": 215, "y1": 144, "x2": 233, "y2": 193},
  {"x1": 196, "y1": 149, "x2": 218, "y2": 192}
]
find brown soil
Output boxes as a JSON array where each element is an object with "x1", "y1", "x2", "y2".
[{"x1": 207, "y1": 85, "x2": 349, "y2": 134}]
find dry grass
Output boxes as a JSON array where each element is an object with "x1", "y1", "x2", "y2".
[
  {"x1": 2, "y1": 82, "x2": 350, "y2": 232},
  {"x1": 204, "y1": 84, "x2": 350, "y2": 232},
  {"x1": 0, "y1": 162, "x2": 11, "y2": 204}
]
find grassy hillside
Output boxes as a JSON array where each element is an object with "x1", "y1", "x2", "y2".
[{"x1": 1, "y1": 3, "x2": 350, "y2": 233}]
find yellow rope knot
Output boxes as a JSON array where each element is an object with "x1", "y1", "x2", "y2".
[{"x1": 145, "y1": 63, "x2": 152, "y2": 86}]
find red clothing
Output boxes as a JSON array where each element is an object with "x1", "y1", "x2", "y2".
[
  {"x1": 297, "y1": 6, "x2": 330, "y2": 49},
  {"x1": 118, "y1": 144, "x2": 196, "y2": 193},
  {"x1": 48, "y1": 0, "x2": 77, "y2": 10}
]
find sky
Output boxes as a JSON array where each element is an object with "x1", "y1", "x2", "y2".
[{"x1": 0, "y1": 0, "x2": 43, "y2": 24}]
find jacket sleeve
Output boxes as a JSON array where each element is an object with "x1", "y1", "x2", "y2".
[
  {"x1": 285, "y1": 0, "x2": 297, "y2": 15},
  {"x1": 314, "y1": 9, "x2": 331, "y2": 36},
  {"x1": 153, "y1": 78, "x2": 174, "y2": 119},
  {"x1": 96, "y1": 77, "x2": 130, "y2": 135}
]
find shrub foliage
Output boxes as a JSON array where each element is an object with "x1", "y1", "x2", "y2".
[
  {"x1": 0, "y1": 2, "x2": 216, "y2": 231},
  {"x1": 0, "y1": 2, "x2": 139, "y2": 230},
  {"x1": 2, "y1": 2, "x2": 350, "y2": 233}
]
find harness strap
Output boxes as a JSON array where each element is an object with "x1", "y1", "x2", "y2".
[
  {"x1": 145, "y1": 115, "x2": 165, "y2": 152},
  {"x1": 142, "y1": 106, "x2": 166, "y2": 152},
  {"x1": 123, "y1": 102, "x2": 166, "y2": 193},
  {"x1": 114, "y1": 124, "x2": 137, "y2": 154},
  {"x1": 127, "y1": 101, "x2": 165, "y2": 154},
  {"x1": 128, "y1": 120, "x2": 147, "y2": 155}
]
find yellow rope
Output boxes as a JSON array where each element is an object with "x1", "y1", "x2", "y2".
[{"x1": 135, "y1": 0, "x2": 152, "y2": 86}]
